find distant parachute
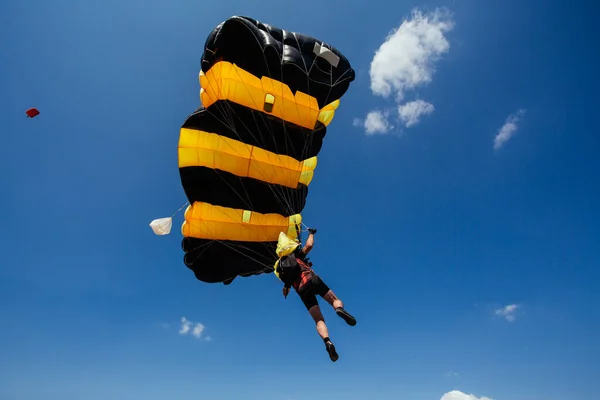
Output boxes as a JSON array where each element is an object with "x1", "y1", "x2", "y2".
[
  {"x1": 25, "y1": 108, "x2": 39, "y2": 118},
  {"x1": 155, "y1": 16, "x2": 355, "y2": 285}
]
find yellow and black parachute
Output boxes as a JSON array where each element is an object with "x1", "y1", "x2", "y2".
[{"x1": 177, "y1": 16, "x2": 355, "y2": 284}]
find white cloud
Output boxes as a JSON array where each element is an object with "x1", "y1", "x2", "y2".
[
  {"x1": 356, "y1": 8, "x2": 454, "y2": 134},
  {"x1": 179, "y1": 316, "x2": 208, "y2": 339},
  {"x1": 494, "y1": 109, "x2": 526, "y2": 150},
  {"x1": 179, "y1": 317, "x2": 192, "y2": 335},
  {"x1": 441, "y1": 390, "x2": 493, "y2": 400},
  {"x1": 445, "y1": 371, "x2": 460, "y2": 378},
  {"x1": 398, "y1": 100, "x2": 435, "y2": 127},
  {"x1": 370, "y1": 9, "x2": 454, "y2": 100},
  {"x1": 192, "y1": 322, "x2": 205, "y2": 339},
  {"x1": 361, "y1": 110, "x2": 393, "y2": 135},
  {"x1": 495, "y1": 304, "x2": 520, "y2": 322}
]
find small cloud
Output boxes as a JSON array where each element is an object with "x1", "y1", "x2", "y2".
[
  {"x1": 192, "y1": 322, "x2": 205, "y2": 339},
  {"x1": 179, "y1": 317, "x2": 192, "y2": 335},
  {"x1": 493, "y1": 109, "x2": 526, "y2": 150},
  {"x1": 445, "y1": 371, "x2": 460, "y2": 378},
  {"x1": 494, "y1": 304, "x2": 520, "y2": 322},
  {"x1": 362, "y1": 110, "x2": 394, "y2": 135},
  {"x1": 398, "y1": 100, "x2": 435, "y2": 127},
  {"x1": 357, "y1": 8, "x2": 454, "y2": 135},
  {"x1": 441, "y1": 390, "x2": 493, "y2": 400},
  {"x1": 179, "y1": 316, "x2": 209, "y2": 340}
]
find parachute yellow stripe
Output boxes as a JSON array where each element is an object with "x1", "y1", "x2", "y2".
[
  {"x1": 182, "y1": 202, "x2": 302, "y2": 242},
  {"x1": 178, "y1": 128, "x2": 317, "y2": 188},
  {"x1": 200, "y1": 61, "x2": 340, "y2": 129}
]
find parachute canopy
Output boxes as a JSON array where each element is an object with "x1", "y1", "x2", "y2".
[
  {"x1": 26, "y1": 108, "x2": 39, "y2": 118},
  {"x1": 149, "y1": 217, "x2": 173, "y2": 235},
  {"x1": 178, "y1": 16, "x2": 355, "y2": 284}
]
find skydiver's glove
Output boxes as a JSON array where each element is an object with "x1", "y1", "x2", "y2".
[{"x1": 308, "y1": 228, "x2": 317, "y2": 235}]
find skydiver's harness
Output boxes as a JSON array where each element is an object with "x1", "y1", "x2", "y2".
[{"x1": 276, "y1": 225, "x2": 313, "y2": 287}]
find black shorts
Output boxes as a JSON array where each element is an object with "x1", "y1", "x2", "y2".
[{"x1": 297, "y1": 274, "x2": 331, "y2": 310}]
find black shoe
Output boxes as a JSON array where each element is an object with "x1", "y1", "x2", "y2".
[
  {"x1": 335, "y1": 307, "x2": 357, "y2": 326},
  {"x1": 325, "y1": 341, "x2": 339, "y2": 362}
]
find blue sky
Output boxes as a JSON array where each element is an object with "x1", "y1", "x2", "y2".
[{"x1": 1, "y1": 0, "x2": 599, "y2": 399}]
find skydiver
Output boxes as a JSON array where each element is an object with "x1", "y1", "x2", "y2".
[{"x1": 277, "y1": 228, "x2": 356, "y2": 362}]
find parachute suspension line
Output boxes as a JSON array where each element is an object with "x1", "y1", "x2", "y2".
[
  {"x1": 182, "y1": 108, "x2": 302, "y2": 266},
  {"x1": 189, "y1": 60, "x2": 342, "y2": 254},
  {"x1": 199, "y1": 74, "x2": 293, "y2": 215},
  {"x1": 183, "y1": 223, "x2": 275, "y2": 271},
  {"x1": 186, "y1": 239, "x2": 275, "y2": 275},
  {"x1": 191, "y1": 107, "x2": 295, "y2": 264},
  {"x1": 276, "y1": 36, "x2": 319, "y2": 217},
  {"x1": 205, "y1": 101, "x2": 297, "y2": 219},
  {"x1": 183, "y1": 239, "x2": 215, "y2": 265},
  {"x1": 214, "y1": 37, "x2": 309, "y2": 218},
  {"x1": 196, "y1": 102, "x2": 291, "y2": 220},
  {"x1": 172, "y1": 201, "x2": 190, "y2": 217},
  {"x1": 198, "y1": 48, "x2": 332, "y2": 228},
  {"x1": 197, "y1": 101, "x2": 259, "y2": 214},
  {"x1": 203, "y1": 79, "x2": 301, "y2": 219},
  {"x1": 216, "y1": 240, "x2": 274, "y2": 274},
  {"x1": 180, "y1": 111, "x2": 270, "y2": 248},
  {"x1": 217, "y1": 239, "x2": 274, "y2": 267},
  {"x1": 295, "y1": 221, "x2": 302, "y2": 245}
]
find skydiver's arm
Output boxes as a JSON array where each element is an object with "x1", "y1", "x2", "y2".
[{"x1": 302, "y1": 232, "x2": 315, "y2": 254}]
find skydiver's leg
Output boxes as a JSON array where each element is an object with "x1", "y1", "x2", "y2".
[
  {"x1": 307, "y1": 304, "x2": 328, "y2": 339},
  {"x1": 307, "y1": 304, "x2": 338, "y2": 362},
  {"x1": 300, "y1": 290, "x2": 328, "y2": 338},
  {"x1": 322, "y1": 289, "x2": 343, "y2": 309},
  {"x1": 316, "y1": 276, "x2": 357, "y2": 327},
  {"x1": 300, "y1": 289, "x2": 338, "y2": 362}
]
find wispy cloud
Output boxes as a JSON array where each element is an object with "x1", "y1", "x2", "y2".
[
  {"x1": 398, "y1": 100, "x2": 435, "y2": 127},
  {"x1": 355, "y1": 110, "x2": 394, "y2": 135},
  {"x1": 355, "y1": 8, "x2": 454, "y2": 134},
  {"x1": 445, "y1": 371, "x2": 460, "y2": 378},
  {"x1": 179, "y1": 317, "x2": 192, "y2": 335},
  {"x1": 192, "y1": 322, "x2": 205, "y2": 338},
  {"x1": 493, "y1": 109, "x2": 527, "y2": 150},
  {"x1": 441, "y1": 390, "x2": 493, "y2": 400},
  {"x1": 179, "y1": 316, "x2": 210, "y2": 340},
  {"x1": 494, "y1": 304, "x2": 520, "y2": 322}
]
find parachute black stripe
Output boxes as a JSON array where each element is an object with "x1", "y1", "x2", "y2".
[
  {"x1": 181, "y1": 102, "x2": 326, "y2": 161},
  {"x1": 179, "y1": 166, "x2": 307, "y2": 216},
  {"x1": 182, "y1": 238, "x2": 277, "y2": 283}
]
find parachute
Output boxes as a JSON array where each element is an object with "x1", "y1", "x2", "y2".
[
  {"x1": 176, "y1": 16, "x2": 355, "y2": 284},
  {"x1": 25, "y1": 108, "x2": 40, "y2": 118}
]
